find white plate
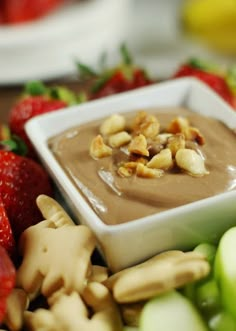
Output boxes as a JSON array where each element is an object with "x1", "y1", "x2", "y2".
[
  {"x1": 0, "y1": 0, "x2": 130, "y2": 85},
  {"x1": 25, "y1": 78, "x2": 236, "y2": 272}
]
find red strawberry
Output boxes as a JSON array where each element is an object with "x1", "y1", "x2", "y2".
[
  {"x1": 173, "y1": 58, "x2": 234, "y2": 107},
  {"x1": 0, "y1": 150, "x2": 53, "y2": 240},
  {"x1": 9, "y1": 81, "x2": 82, "y2": 159},
  {"x1": 77, "y1": 44, "x2": 153, "y2": 100},
  {"x1": 0, "y1": 198, "x2": 15, "y2": 256},
  {"x1": 91, "y1": 68, "x2": 151, "y2": 100},
  {"x1": 9, "y1": 96, "x2": 67, "y2": 158},
  {"x1": 2, "y1": 0, "x2": 65, "y2": 24},
  {"x1": 0, "y1": 245, "x2": 16, "y2": 323}
]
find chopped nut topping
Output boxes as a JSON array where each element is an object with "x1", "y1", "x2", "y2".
[
  {"x1": 133, "y1": 111, "x2": 160, "y2": 138},
  {"x1": 108, "y1": 131, "x2": 132, "y2": 148},
  {"x1": 123, "y1": 162, "x2": 140, "y2": 170},
  {"x1": 90, "y1": 111, "x2": 210, "y2": 179},
  {"x1": 117, "y1": 166, "x2": 133, "y2": 178},
  {"x1": 89, "y1": 135, "x2": 112, "y2": 159},
  {"x1": 132, "y1": 111, "x2": 148, "y2": 132},
  {"x1": 136, "y1": 163, "x2": 164, "y2": 178},
  {"x1": 167, "y1": 133, "x2": 185, "y2": 157},
  {"x1": 183, "y1": 127, "x2": 205, "y2": 145},
  {"x1": 155, "y1": 133, "x2": 173, "y2": 145},
  {"x1": 175, "y1": 149, "x2": 209, "y2": 177},
  {"x1": 128, "y1": 134, "x2": 149, "y2": 157},
  {"x1": 167, "y1": 116, "x2": 189, "y2": 134},
  {"x1": 129, "y1": 156, "x2": 148, "y2": 164},
  {"x1": 100, "y1": 114, "x2": 126, "y2": 136},
  {"x1": 147, "y1": 148, "x2": 173, "y2": 170}
]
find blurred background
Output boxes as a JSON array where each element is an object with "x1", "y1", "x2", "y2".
[{"x1": 0, "y1": 0, "x2": 235, "y2": 86}]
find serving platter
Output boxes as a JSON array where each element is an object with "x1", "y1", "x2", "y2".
[{"x1": 2, "y1": 76, "x2": 236, "y2": 330}]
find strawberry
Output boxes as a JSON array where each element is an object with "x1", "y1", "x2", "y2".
[
  {"x1": 77, "y1": 44, "x2": 153, "y2": 100},
  {"x1": 173, "y1": 58, "x2": 234, "y2": 107},
  {"x1": 2, "y1": 0, "x2": 65, "y2": 24},
  {"x1": 0, "y1": 245, "x2": 16, "y2": 324},
  {"x1": 0, "y1": 198, "x2": 15, "y2": 256},
  {"x1": 0, "y1": 150, "x2": 53, "y2": 240},
  {"x1": 8, "y1": 81, "x2": 79, "y2": 158}
]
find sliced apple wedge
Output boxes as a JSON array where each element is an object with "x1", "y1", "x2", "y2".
[
  {"x1": 140, "y1": 290, "x2": 208, "y2": 331},
  {"x1": 214, "y1": 226, "x2": 236, "y2": 318}
]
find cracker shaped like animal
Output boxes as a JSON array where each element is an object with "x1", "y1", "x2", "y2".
[
  {"x1": 16, "y1": 195, "x2": 97, "y2": 298},
  {"x1": 24, "y1": 282, "x2": 123, "y2": 331}
]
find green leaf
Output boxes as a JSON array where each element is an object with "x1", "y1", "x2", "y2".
[
  {"x1": 49, "y1": 86, "x2": 78, "y2": 105},
  {"x1": 24, "y1": 80, "x2": 48, "y2": 96},
  {"x1": 226, "y1": 65, "x2": 236, "y2": 94},
  {"x1": 76, "y1": 62, "x2": 97, "y2": 79},
  {"x1": 90, "y1": 70, "x2": 114, "y2": 93},
  {"x1": 98, "y1": 51, "x2": 108, "y2": 71},
  {"x1": 188, "y1": 58, "x2": 222, "y2": 75},
  {"x1": 1, "y1": 135, "x2": 28, "y2": 156},
  {"x1": 120, "y1": 43, "x2": 133, "y2": 66}
]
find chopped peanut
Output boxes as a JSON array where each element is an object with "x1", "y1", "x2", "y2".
[
  {"x1": 155, "y1": 133, "x2": 173, "y2": 145},
  {"x1": 133, "y1": 111, "x2": 160, "y2": 138},
  {"x1": 136, "y1": 163, "x2": 164, "y2": 178},
  {"x1": 167, "y1": 116, "x2": 190, "y2": 134},
  {"x1": 132, "y1": 111, "x2": 148, "y2": 132},
  {"x1": 128, "y1": 134, "x2": 149, "y2": 157},
  {"x1": 117, "y1": 166, "x2": 133, "y2": 178},
  {"x1": 183, "y1": 127, "x2": 205, "y2": 145},
  {"x1": 167, "y1": 133, "x2": 185, "y2": 157},
  {"x1": 108, "y1": 131, "x2": 131, "y2": 148},
  {"x1": 100, "y1": 114, "x2": 126, "y2": 136},
  {"x1": 147, "y1": 148, "x2": 173, "y2": 170},
  {"x1": 90, "y1": 135, "x2": 112, "y2": 159},
  {"x1": 175, "y1": 148, "x2": 209, "y2": 177}
]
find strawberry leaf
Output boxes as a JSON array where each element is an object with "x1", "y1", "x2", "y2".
[
  {"x1": 226, "y1": 65, "x2": 236, "y2": 94},
  {"x1": 25, "y1": 80, "x2": 48, "y2": 96},
  {"x1": 0, "y1": 135, "x2": 28, "y2": 156},
  {"x1": 49, "y1": 86, "x2": 78, "y2": 105},
  {"x1": 90, "y1": 70, "x2": 114, "y2": 93},
  {"x1": 188, "y1": 58, "x2": 223, "y2": 76},
  {"x1": 120, "y1": 43, "x2": 133, "y2": 66},
  {"x1": 76, "y1": 62, "x2": 97, "y2": 80}
]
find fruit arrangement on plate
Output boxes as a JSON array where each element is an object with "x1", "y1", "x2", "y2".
[{"x1": 1, "y1": 46, "x2": 236, "y2": 330}]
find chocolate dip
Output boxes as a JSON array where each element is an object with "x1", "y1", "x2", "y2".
[{"x1": 49, "y1": 107, "x2": 236, "y2": 225}]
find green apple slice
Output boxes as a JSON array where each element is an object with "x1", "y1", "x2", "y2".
[
  {"x1": 194, "y1": 243, "x2": 217, "y2": 266},
  {"x1": 140, "y1": 290, "x2": 208, "y2": 331},
  {"x1": 214, "y1": 227, "x2": 236, "y2": 318},
  {"x1": 208, "y1": 311, "x2": 236, "y2": 331},
  {"x1": 195, "y1": 278, "x2": 221, "y2": 317}
]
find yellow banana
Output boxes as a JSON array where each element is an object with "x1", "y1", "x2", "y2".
[{"x1": 182, "y1": 0, "x2": 236, "y2": 54}]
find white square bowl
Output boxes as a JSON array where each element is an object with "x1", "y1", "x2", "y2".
[{"x1": 25, "y1": 77, "x2": 236, "y2": 272}]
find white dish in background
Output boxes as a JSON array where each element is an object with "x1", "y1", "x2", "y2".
[
  {"x1": 0, "y1": 0, "x2": 130, "y2": 85},
  {"x1": 25, "y1": 78, "x2": 236, "y2": 272}
]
